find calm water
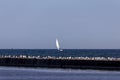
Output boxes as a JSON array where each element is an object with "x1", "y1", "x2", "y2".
[
  {"x1": 0, "y1": 49, "x2": 120, "y2": 58},
  {"x1": 0, "y1": 67, "x2": 120, "y2": 80}
]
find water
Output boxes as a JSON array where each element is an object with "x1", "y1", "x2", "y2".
[
  {"x1": 0, "y1": 49, "x2": 120, "y2": 80},
  {"x1": 0, "y1": 49, "x2": 120, "y2": 58},
  {"x1": 0, "y1": 67, "x2": 120, "y2": 80}
]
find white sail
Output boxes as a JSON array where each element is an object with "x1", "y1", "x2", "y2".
[
  {"x1": 56, "y1": 38, "x2": 63, "y2": 51},
  {"x1": 56, "y1": 38, "x2": 60, "y2": 50}
]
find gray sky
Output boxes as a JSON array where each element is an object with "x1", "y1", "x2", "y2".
[{"x1": 0, "y1": 0, "x2": 120, "y2": 49}]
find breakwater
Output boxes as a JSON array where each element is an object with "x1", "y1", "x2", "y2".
[{"x1": 0, "y1": 55, "x2": 120, "y2": 70}]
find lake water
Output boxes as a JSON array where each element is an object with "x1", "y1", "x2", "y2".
[
  {"x1": 0, "y1": 49, "x2": 120, "y2": 58},
  {"x1": 0, "y1": 67, "x2": 120, "y2": 80}
]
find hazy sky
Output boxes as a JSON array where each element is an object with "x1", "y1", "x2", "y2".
[{"x1": 0, "y1": 0, "x2": 120, "y2": 49}]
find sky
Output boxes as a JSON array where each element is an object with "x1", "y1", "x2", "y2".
[{"x1": 0, "y1": 0, "x2": 120, "y2": 49}]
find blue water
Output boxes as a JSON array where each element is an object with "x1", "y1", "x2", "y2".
[
  {"x1": 0, "y1": 49, "x2": 120, "y2": 58},
  {"x1": 0, "y1": 67, "x2": 120, "y2": 80}
]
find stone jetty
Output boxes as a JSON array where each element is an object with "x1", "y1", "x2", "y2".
[{"x1": 0, "y1": 55, "x2": 120, "y2": 70}]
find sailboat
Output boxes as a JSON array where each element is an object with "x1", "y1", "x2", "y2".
[{"x1": 56, "y1": 38, "x2": 63, "y2": 51}]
